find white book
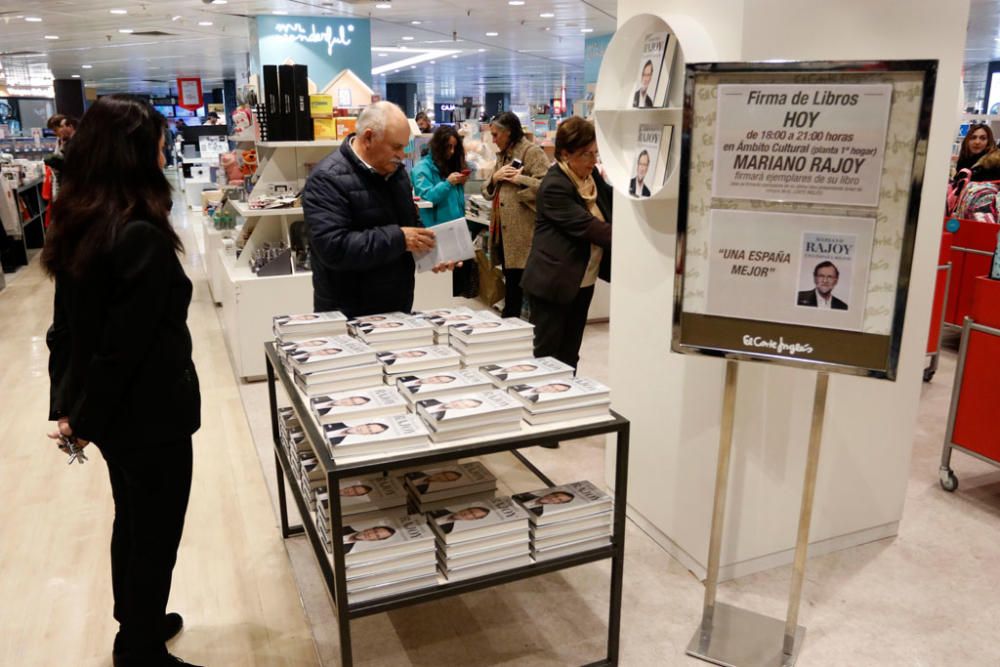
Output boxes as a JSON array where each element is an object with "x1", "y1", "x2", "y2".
[
  {"x1": 440, "y1": 533, "x2": 529, "y2": 559},
  {"x1": 416, "y1": 390, "x2": 524, "y2": 431},
  {"x1": 651, "y1": 33, "x2": 678, "y2": 107},
  {"x1": 449, "y1": 317, "x2": 534, "y2": 344},
  {"x1": 533, "y1": 525, "x2": 612, "y2": 551},
  {"x1": 377, "y1": 345, "x2": 462, "y2": 373},
  {"x1": 346, "y1": 572, "x2": 439, "y2": 604},
  {"x1": 512, "y1": 480, "x2": 613, "y2": 526},
  {"x1": 404, "y1": 461, "x2": 497, "y2": 501},
  {"x1": 440, "y1": 541, "x2": 530, "y2": 570},
  {"x1": 413, "y1": 217, "x2": 476, "y2": 273},
  {"x1": 460, "y1": 349, "x2": 536, "y2": 369},
  {"x1": 479, "y1": 356, "x2": 575, "y2": 388},
  {"x1": 629, "y1": 124, "x2": 663, "y2": 199},
  {"x1": 273, "y1": 311, "x2": 348, "y2": 336},
  {"x1": 321, "y1": 504, "x2": 410, "y2": 528},
  {"x1": 508, "y1": 376, "x2": 611, "y2": 411},
  {"x1": 416, "y1": 489, "x2": 498, "y2": 513},
  {"x1": 531, "y1": 511, "x2": 612, "y2": 539},
  {"x1": 396, "y1": 368, "x2": 495, "y2": 403},
  {"x1": 428, "y1": 420, "x2": 524, "y2": 443},
  {"x1": 310, "y1": 386, "x2": 408, "y2": 425},
  {"x1": 339, "y1": 549, "x2": 437, "y2": 580},
  {"x1": 324, "y1": 414, "x2": 430, "y2": 458},
  {"x1": 523, "y1": 403, "x2": 611, "y2": 425},
  {"x1": 295, "y1": 361, "x2": 384, "y2": 385},
  {"x1": 320, "y1": 474, "x2": 408, "y2": 517},
  {"x1": 653, "y1": 125, "x2": 674, "y2": 187},
  {"x1": 365, "y1": 336, "x2": 436, "y2": 353},
  {"x1": 413, "y1": 308, "x2": 499, "y2": 333},
  {"x1": 427, "y1": 496, "x2": 530, "y2": 545},
  {"x1": 340, "y1": 514, "x2": 436, "y2": 566},
  {"x1": 287, "y1": 335, "x2": 377, "y2": 373},
  {"x1": 438, "y1": 553, "x2": 532, "y2": 581},
  {"x1": 632, "y1": 31, "x2": 669, "y2": 109},
  {"x1": 450, "y1": 337, "x2": 534, "y2": 356},
  {"x1": 353, "y1": 317, "x2": 435, "y2": 341},
  {"x1": 346, "y1": 561, "x2": 439, "y2": 593},
  {"x1": 278, "y1": 336, "x2": 349, "y2": 359},
  {"x1": 295, "y1": 372, "x2": 386, "y2": 398},
  {"x1": 531, "y1": 535, "x2": 611, "y2": 562}
]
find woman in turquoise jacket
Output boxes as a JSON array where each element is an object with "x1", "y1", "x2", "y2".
[{"x1": 411, "y1": 125, "x2": 469, "y2": 227}]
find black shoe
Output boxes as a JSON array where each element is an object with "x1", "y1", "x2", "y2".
[
  {"x1": 162, "y1": 613, "x2": 184, "y2": 642},
  {"x1": 113, "y1": 652, "x2": 203, "y2": 667}
]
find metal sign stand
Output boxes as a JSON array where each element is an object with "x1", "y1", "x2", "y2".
[{"x1": 686, "y1": 360, "x2": 830, "y2": 667}]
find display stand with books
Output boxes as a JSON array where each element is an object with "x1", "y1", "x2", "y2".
[{"x1": 264, "y1": 342, "x2": 631, "y2": 666}]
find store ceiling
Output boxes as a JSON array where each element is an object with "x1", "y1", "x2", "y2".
[{"x1": 0, "y1": 0, "x2": 616, "y2": 103}]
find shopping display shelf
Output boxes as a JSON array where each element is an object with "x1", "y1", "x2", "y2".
[
  {"x1": 265, "y1": 342, "x2": 631, "y2": 667},
  {"x1": 257, "y1": 139, "x2": 342, "y2": 149}
]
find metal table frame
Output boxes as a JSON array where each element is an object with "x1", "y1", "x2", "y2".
[{"x1": 265, "y1": 343, "x2": 631, "y2": 666}]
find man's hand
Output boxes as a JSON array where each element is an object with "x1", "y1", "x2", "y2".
[
  {"x1": 403, "y1": 226, "x2": 436, "y2": 254},
  {"x1": 47, "y1": 417, "x2": 90, "y2": 450},
  {"x1": 431, "y1": 260, "x2": 464, "y2": 274}
]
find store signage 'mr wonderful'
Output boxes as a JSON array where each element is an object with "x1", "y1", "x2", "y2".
[{"x1": 273, "y1": 21, "x2": 357, "y2": 56}]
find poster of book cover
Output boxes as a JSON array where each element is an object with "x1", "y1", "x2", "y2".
[
  {"x1": 705, "y1": 209, "x2": 874, "y2": 332},
  {"x1": 629, "y1": 124, "x2": 662, "y2": 198},
  {"x1": 632, "y1": 32, "x2": 668, "y2": 108}
]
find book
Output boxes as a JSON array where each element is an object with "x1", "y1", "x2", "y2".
[
  {"x1": 403, "y1": 461, "x2": 497, "y2": 502},
  {"x1": 508, "y1": 376, "x2": 611, "y2": 411},
  {"x1": 651, "y1": 33, "x2": 678, "y2": 107},
  {"x1": 263, "y1": 65, "x2": 281, "y2": 141},
  {"x1": 278, "y1": 64, "x2": 295, "y2": 142},
  {"x1": 352, "y1": 317, "x2": 435, "y2": 341},
  {"x1": 532, "y1": 511, "x2": 612, "y2": 540},
  {"x1": 427, "y1": 496, "x2": 530, "y2": 545},
  {"x1": 327, "y1": 474, "x2": 408, "y2": 517},
  {"x1": 412, "y1": 308, "x2": 499, "y2": 343},
  {"x1": 310, "y1": 386, "x2": 409, "y2": 425},
  {"x1": 337, "y1": 549, "x2": 436, "y2": 580},
  {"x1": 273, "y1": 311, "x2": 347, "y2": 337},
  {"x1": 415, "y1": 390, "x2": 524, "y2": 431},
  {"x1": 340, "y1": 514, "x2": 436, "y2": 566},
  {"x1": 395, "y1": 368, "x2": 495, "y2": 403},
  {"x1": 480, "y1": 356, "x2": 575, "y2": 388},
  {"x1": 632, "y1": 31, "x2": 669, "y2": 109},
  {"x1": 324, "y1": 414, "x2": 430, "y2": 460},
  {"x1": 522, "y1": 403, "x2": 611, "y2": 425},
  {"x1": 449, "y1": 336, "x2": 533, "y2": 357},
  {"x1": 449, "y1": 317, "x2": 534, "y2": 344},
  {"x1": 346, "y1": 561, "x2": 438, "y2": 593},
  {"x1": 415, "y1": 489, "x2": 497, "y2": 513},
  {"x1": 294, "y1": 361, "x2": 384, "y2": 385},
  {"x1": 533, "y1": 524, "x2": 612, "y2": 551},
  {"x1": 292, "y1": 63, "x2": 313, "y2": 141},
  {"x1": 439, "y1": 532, "x2": 529, "y2": 559},
  {"x1": 653, "y1": 125, "x2": 674, "y2": 188},
  {"x1": 413, "y1": 218, "x2": 476, "y2": 273},
  {"x1": 629, "y1": 124, "x2": 663, "y2": 199},
  {"x1": 531, "y1": 535, "x2": 611, "y2": 562},
  {"x1": 459, "y1": 349, "x2": 536, "y2": 369},
  {"x1": 439, "y1": 541, "x2": 529, "y2": 571},
  {"x1": 294, "y1": 368, "x2": 386, "y2": 398},
  {"x1": 513, "y1": 480, "x2": 612, "y2": 525},
  {"x1": 438, "y1": 553, "x2": 532, "y2": 581},
  {"x1": 287, "y1": 335, "x2": 377, "y2": 373},
  {"x1": 376, "y1": 345, "x2": 462, "y2": 374},
  {"x1": 347, "y1": 572, "x2": 439, "y2": 604},
  {"x1": 426, "y1": 421, "x2": 523, "y2": 443}
]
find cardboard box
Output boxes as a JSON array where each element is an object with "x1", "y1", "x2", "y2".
[
  {"x1": 336, "y1": 117, "x2": 357, "y2": 140},
  {"x1": 310, "y1": 95, "x2": 333, "y2": 117},
  {"x1": 314, "y1": 118, "x2": 337, "y2": 140}
]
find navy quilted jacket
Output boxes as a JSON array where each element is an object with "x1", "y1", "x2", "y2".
[{"x1": 302, "y1": 136, "x2": 420, "y2": 317}]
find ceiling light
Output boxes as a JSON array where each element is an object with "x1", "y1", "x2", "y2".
[
  {"x1": 402, "y1": 36, "x2": 414, "y2": 41},
  {"x1": 375, "y1": 3, "x2": 391, "y2": 8},
  {"x1": 171, "y1": 15, "x2": 182, "y2": 21},
  {"x1": 410, "y1": 20, "x2": 422, "y2": 25},
  {"x1": 477, "y1": 48, "x2": 486, "y2": 52},
  {"x1": 451, "y1": 54, "x2": 458, "y2": 58},
  {"x1": 272, "y1": 10, "x2": 288, "y2": 14},
  {"x1": 539, "y1": 12, "x2": 555, "y2": 17},
  {"x1": 118, "y1": 29, "x2": 133, "y2": 34},
  {"x1": 410, "y1": 65, "x2": 416, "y2": 69},
  {"x1": 198, "y1": 21, "x2": 213, "y2": 26},
  {"x1": 581, "y1": 27, "x2": 594, "y2": 33},
  {"x1": 71, "y1": 74, "x2": 81, "y2": 78},
  {"x1": 110, "y1": 8, "x2": 127, "y2": 14},
  {"x1": 429, "y1": 60, "x2": 436, "y2": 64},
  {"x1": 485, "y1": 31, "x2": 499, "y2": 36},
  {"x1": 211, "y1": 0, "x2": 228, "y2": 4},
  {"x1": 378, "y1": 52, "x2": 388, "y2": 57},
  {"x1": 81, "y1": 64, "x2": 93, "y2": 69},
  {"x1": 44, "y1": 35, "x2": 59, "y2": 40},
  {"x1": 509, "y1": 0, "x2": 525, "y2": 4},
  {"x1": 25, "y1": 17, "x2": 42, "y2": 22}
]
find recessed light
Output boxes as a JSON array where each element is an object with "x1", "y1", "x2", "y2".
[
  {"x1": 430, "y1": 60, "x2": 436, "y2": 64},
  {"x1": 477, "y1": 48, "x2": 486, "y2": 52},
  {"x1": 539, "y1": 12, "x2": 555, "y2": 17},
  {"x1": 485, "y1": 31, "x2": 499, "y2": 36},
  {"x1": 410, "y1": 65, "x2": 416, "y2": 69},
  {"x1": 410, "y1": 20, "x2": 422, "y2": 25},
  {"x1": 71, "y1": 74, "x2": 81, "y2": 78},
  {"x1": 375, "y1": 3, "x2": 391, "y2": 8},
  {"x1": 118, "y1": 29, "x2": 133, "y2": 34},
  {"x1": 211, "y1": 0, "x2": 228, "y2": 4},
  {"x1": 402, "y1": 36, "x2": 414, "y2": 41},
  {"x1": 81, "y1": 64, "x2": 93, "y2": 69},
  {"x1": 171, "y1": 15, "x2": 182, "y2": 21},
  {"x1": 451, "y1": 55, "x2": 458, "y2": 58},
  {"x1": 378, "y1": 52, "x2": 388, "y2": 57},
  {"x1": 198, "y1": 21, "x2": 213, "y2": 26},
  {"x1": 272, "y1": 10, "x2": 288, "y2": 14},
  {"x1": 25, "y1": 16, "x2": 42, "y2": 23},
  {"x1": 44, "y1": 35, "x2": 59, "y2": 40},
  {"x1": 110, "y1": 8, "x2": 127, "y2": 15},
  {"x1": 580, "y1": 27, "x2": 594, "y2": 33},
  {"x1": 509, "y1": 0, "x2": 525, "y2": 4}
]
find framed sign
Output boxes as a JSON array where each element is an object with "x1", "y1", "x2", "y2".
[
  {"x1": 176, "y1": 77, "x2": 203, "y2": 111},
  {"x1": 672, "y1": 60, "x2": 937, "y2": 380}
]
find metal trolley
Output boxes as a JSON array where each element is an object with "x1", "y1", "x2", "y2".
[{"x1": 264, "y1": 343, "x2": 632, "y2": 666}]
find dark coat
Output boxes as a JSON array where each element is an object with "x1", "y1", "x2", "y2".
[
  {"x1": 632, "y1": 90, "x2": 653, "y2": 108},
  {"x1": 521, "y1": 164, "x2": 612, "y2": 305},
  {"x1": 47, "y1": 220, "x2": 201, "y2": 446},
  {"x1": 796, "y1": 289, "x2": 848, "y2": 310},
  {"x1": 302, "y1": 137, "x2": 420, "y2": 318}
]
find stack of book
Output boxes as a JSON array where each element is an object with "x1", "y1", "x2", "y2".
[
  {"x1": 428, "y1": 497, "x2": 532, "y2": 581},
  {"x1": 286, "y1": 335, "x2": 382, "y2": 397},
  {"x1": 323, "y1": 413, "x2": 431, "y2": 461},
  {"x1": 449, "y1": 318, "x2": 535, "y2": 367},
  {"x1": 513, "y1": 481, "x2": 613, "y2": 562},
  {"x1": 507, "y1": 376, "x2": 611, "y2": 425},
  {"x1": 480, "y1": 356, "x2": 575, "y2": 389},
  {"x1": 278, "y1": 407, "x2": 312, "y2": 460},
  {"x1": 293, "y1": 449, "x2": 326, "y2": 513},
  {"x1": 273, "y1": 311, "x2": 348, "y2": 345},
  {"x1": 349, "y1": 314, "x2": 435, "y2": 352},
  {"x1": 339, "y1": 515, "x2": 439, "y2": 604},
  {"x1": 413, "y1": 307, "x2": 500, "y2": 344},
  {"x1": 414, "y1": 390, "x2": 524, "y2": 442},
  {"x1": 395, "y1": 368, "x2": 494, "y2": 405},
  {"x1": 310, "y1": 386, "x2": 409, "y2": 426},
  {"x1": 403, "y1": 461, "x2": 498, "y2": 512},
  {"x1": 316, "y1": 475, "x2": 409, "y2": 551},
  {"x1": 376, "y1": 345, "x2": 462, "y2": 382}
]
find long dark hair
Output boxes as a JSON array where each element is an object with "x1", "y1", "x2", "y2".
[
  {"x1": 959, "y1": 123, "x2": 996, "y2": 163},
  {"x1": 42, "y1": 94, "x2": 178, "y2": 278},
  {"x1": 429, "y1": 125, "x2": 465, "y2": 175},
  {"x1": 491, "y1": 111, "x2": 524, "y2": 149}
]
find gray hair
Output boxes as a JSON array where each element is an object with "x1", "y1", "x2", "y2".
[{"x1": 357, "y1": 101, "x2": 405, "y2": 139}]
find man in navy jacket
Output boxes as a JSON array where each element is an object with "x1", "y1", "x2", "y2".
[{"x1": 303, "y1": 102, "x2": 460, "y2": 317}]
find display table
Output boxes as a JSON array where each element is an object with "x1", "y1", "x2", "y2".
[
  {"x1": 940, "y1": 277, "x2": 1000, "y2": 491},
  {"x1": 264, "y1": 343, "x2": 631, "y2": 667}
]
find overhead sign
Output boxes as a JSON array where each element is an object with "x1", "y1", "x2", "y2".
[{"x1": 176, "y1": 78, "x2": 203, "y2": 111}]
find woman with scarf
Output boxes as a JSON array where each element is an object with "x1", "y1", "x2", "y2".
[
  {"x1": 481, "y1": 112, "x2": 550, "y2": 318},
  {"x1": 521, "y1": 117, "x2": 611, "y2": 370}
]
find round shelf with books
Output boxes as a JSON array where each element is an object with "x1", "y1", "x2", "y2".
[{"x1": 593, "y1": 13, "x2": 685, "y2": 202}]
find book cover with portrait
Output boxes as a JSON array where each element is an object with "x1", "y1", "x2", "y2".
[
  {"x1": 395, "y1": 368, "x2": 494, "y2": 402},
  {"x1": 507, "y1": 376, "x2": 610, "y2": 409},
  {"x1": 341, "y1": 514, "x2": 435, "y2": 563},
  {"x1": 428, "y1": 496, "x2": 530, "y2": 544},
  {"x1": 794, "y1": 232, "x2": 866, "y2": 314},
  {"x1": 415, "y1": 390, "x2": 523, "y2": 428},
  {"x1": 309, "y1": 386, "x2": 409, "y2": 425},
  {"x1": 512, "y1": 480, "x2": 612, "y2": 524},
  {"x1": 629, "y1": 124, "x2": 663, "y2": 199},
  {"x1": 480, "y1": 356, "x2": 574, "y2": 388},
  {"x1": 632, "y1": 31, "x2": 669, "y2": 108},
  {"x1": 323, "y1": 414, "x2": 429, "y2": 456},
  {"x1": 404, "y1": 461, "x2": 497, "y2": 500}
]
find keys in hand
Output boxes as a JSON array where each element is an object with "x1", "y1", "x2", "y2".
[{"x1": 58, "y1": 434, "x2": 88, "y2": 465}]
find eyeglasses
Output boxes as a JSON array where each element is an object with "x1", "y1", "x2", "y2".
[{"x1": 575, "y1": 150, "x2": 599, "y2": 160}]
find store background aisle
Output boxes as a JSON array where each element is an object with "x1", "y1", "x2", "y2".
[{"x1": 0, "y1": 181, "x2": 319, "y2": 667}]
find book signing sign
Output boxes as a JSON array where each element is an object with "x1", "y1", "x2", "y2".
[{"x1": 673, "y1": 62, "x2": 937, "y2": 378}]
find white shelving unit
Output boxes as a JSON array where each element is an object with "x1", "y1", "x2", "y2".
[{"x1": 593, "y1": 14, "x2": 686, "y2": 201}]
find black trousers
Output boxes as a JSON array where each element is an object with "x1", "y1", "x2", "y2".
[
  {"x1": 101, "y1": 437, "x2": 193, "y2": 657},
  {"x1": 529, "y1": 285, "x2": 595, "y2": 369},
  {"x1": 502, "y1": 267, "x2": 525, "y2": 318}
]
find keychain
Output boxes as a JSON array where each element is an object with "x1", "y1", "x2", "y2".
[{"x1": 57, "y1": 434, "x2": 88, "y2": 465}]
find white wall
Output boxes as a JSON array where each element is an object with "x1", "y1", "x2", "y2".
[{"x1": 608, "y1": 0, "x2": 969, "y2": 578}]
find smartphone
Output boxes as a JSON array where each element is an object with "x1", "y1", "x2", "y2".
[
  {"x1": 510, "y1": 159, "x2": 523, "y2": 169},
  {"x1": 461, "y1": 168, "x2": 471, "y2": 175}
]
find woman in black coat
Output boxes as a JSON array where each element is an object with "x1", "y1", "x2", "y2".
[
  {"x1": 521, "y1": 117, "x2": 612, "y2": 370},
  {"x1": 43, "y1": 95, "x2": 201, "y2": 667}
]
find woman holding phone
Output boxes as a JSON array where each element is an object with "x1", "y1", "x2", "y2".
[
  {"x1": 481, "y1": 111, "x2": 550, "y2": 318},
  {"x1": 411, "y1": 125, "x2": 470, "y2": 227}
]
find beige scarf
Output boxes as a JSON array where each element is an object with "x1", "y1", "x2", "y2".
[{"x1": 558, "y1": 160, "x2": 605, "y2": 222}]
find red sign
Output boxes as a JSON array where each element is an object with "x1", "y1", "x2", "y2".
[{"x1": 176, "y1": 78, "x2": 203, "y2": 111}]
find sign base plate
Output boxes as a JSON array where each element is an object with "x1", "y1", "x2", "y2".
[{"x1": 686, "y1": 603, "x2": 805, "y2": 667}]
